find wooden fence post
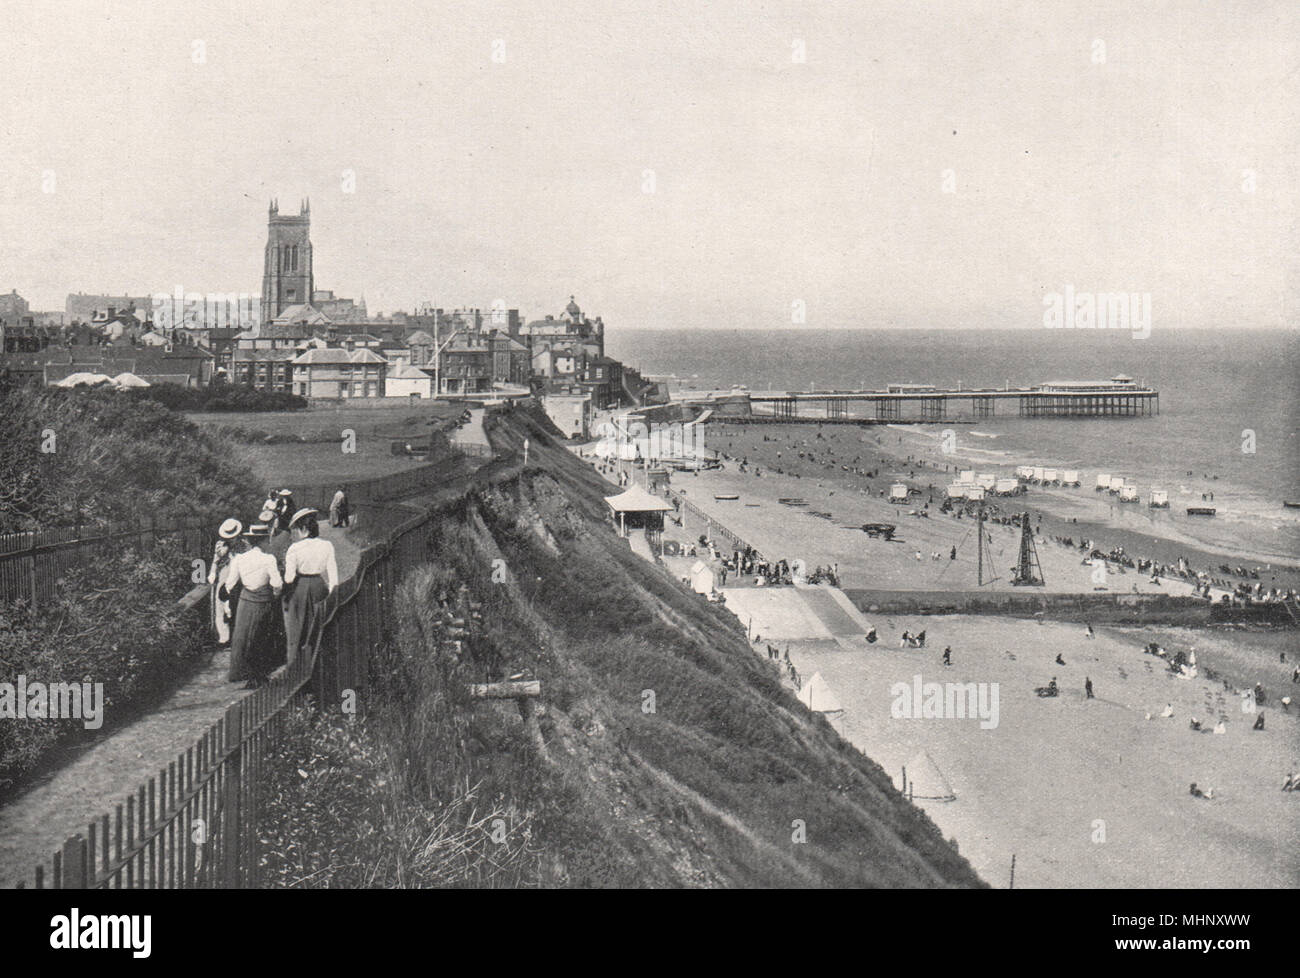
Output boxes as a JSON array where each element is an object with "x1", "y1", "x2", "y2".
[
  {"x1": 60, "y1": 835, "x2": 87, "y2": 888},
  {"x1": 221, "y1": 705, "x2": 243, "y2": 888}
]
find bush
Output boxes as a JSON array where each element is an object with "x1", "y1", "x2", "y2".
[
  {"x1": 0, "y1": 386, "x2": 254, "y2": 532},
  {"x1": 0, "y1": 539, "x2": 213, "y2": 794},
  {"x1": 125, "y1": 383, "x2": 308, "y2": 413}
]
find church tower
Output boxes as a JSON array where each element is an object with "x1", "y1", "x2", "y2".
[{"x1": 260, "y1": 199, "x2": 314, "y2": 321}]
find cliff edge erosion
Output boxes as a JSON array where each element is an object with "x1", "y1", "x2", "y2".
[{"x1": 260, "y1": 406, "x2": 985, "y2": 888}]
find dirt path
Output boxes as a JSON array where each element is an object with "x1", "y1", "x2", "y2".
[{"x1": 0, "y1": 515, "x2": 367, "y2": 888}]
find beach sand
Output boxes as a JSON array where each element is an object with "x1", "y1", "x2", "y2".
[
  {"x1": 717, "y1": 587, "x2": 1299, "y2": 888},
  {"x1": 584, "y1": 428, "x2": 1298, "y2": 889}
]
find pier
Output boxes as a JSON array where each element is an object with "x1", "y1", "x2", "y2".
[{"x1": 680, "y1": 375, "x2": 1158, "y2": 422}]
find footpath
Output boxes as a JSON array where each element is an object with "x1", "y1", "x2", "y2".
[{"x1": 0, "y1": 447, "x2": 490, "y2": 889}]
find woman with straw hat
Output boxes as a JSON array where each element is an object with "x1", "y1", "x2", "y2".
[
  {"x1": 220, "y1": 522, "x2": 283, "y2": 689},
  {"x1": 282, "y1": 508, "x2": 338, "y2": 665},
  {"x1": 207, "y1": 518, "x2": 242, "y2": 644}
]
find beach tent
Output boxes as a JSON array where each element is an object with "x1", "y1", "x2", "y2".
[
  {"x1": 995, "y1": 478, "x2": 1020, "y2": 496},
  {"x1": 689, "y1": 560, "x2": 717, "y2": 595},
  {"x1": 54, "y1": 371, "x2": 113, "y2": 387},
  {"x1": 959, "y1": 470, "x2": 975, "y2": 483},
  {"x1": 889, "y1": 483, "x2": 909, "y2": 502},
  {"x1": 1149, "y1": 489, "x2": 1169, "y2": 508},
  {"x1": 1062, "y1": 470, "x2": 1081, "y2": 487},
  {"x1": 945, "y1": 484, "x2": 967, "y2": 500},
  {"x1": 797, "y1": 672, "x2": 843, "y2": 714},
  {"x1": 904, "y1": 750, "x2": 956, "y2": 802},
  {"x1": 1096, "y1": 473, "x2": 1111, "y2": 489},
  {"x1": 1043, "y1": 469, "x2": 1059, "y2": 485}
]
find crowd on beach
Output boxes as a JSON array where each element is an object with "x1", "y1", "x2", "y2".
[
  {"x1": 206, "y1": 486, "x2": 350, "y2": 690},
  {"x1": 708, "y1": 424, "x2": 1299, "y2": 605}
]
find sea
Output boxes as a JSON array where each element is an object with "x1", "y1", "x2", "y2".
[{"x1": 607, "y1": 328, "x2": 1300, "y2": 566}]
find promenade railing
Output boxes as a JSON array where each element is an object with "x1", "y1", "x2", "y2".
[{"x1": 0, "y1": 519, "x2": 216, "y2": 608}]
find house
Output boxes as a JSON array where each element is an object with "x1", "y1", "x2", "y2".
[
  {"x1": 438, "y1": 335, "x2": 493, "y2": 394},
  {"x1": 236, "y1": 324, "x2": 316, "y2": 351},
  {"x1": 269, "y1": 303, "x2": 331, "y2": 327},
  {"x1": 488, "y1": 330, "x2": 531, "y2": 385},
  {"x1": 291, "y1": 347, "x2": 387, "y2": 399},
  {"x1": 385, "y1": 364, "x2": 434, "y2": 399},
  {"x1": 376, "y1": 338, "x2": 411, "y2": 367},
  {"x1": 404, "y1": 329, "x2": 436, "y2": 367},
  {"x1": 230, "y1": 348, "x2": 297, "y2": 392},
  {"x1": 578, "y1": 355, "x2": 624, "y2": 409},
  {"x1": 540, "y1": 389, "x2": 592, "y2": 439},
  {"x1": 0, "y1": 290, "x2": 30, "y2": 324}
]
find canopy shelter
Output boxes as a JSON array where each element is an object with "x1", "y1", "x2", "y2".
[{"x1": 605, "y1": 485, "x2": 674, "y2": 542}]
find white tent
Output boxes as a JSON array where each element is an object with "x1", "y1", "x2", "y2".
[
  {"x1": 689, "y1": 560, "x2": 717, "y2": 595},
  {"x1": 797, "y1": 672, "x2": 843, "y2": 714},
  {"x1": 905, "y1": 750, "x2": 956, "y2": 801},
  {"x1": 55, "y1": 372, "x2": 113, "y2": 387},
  {"x1": 112, "y1": 372, "x2": 150, "y2": 388}
]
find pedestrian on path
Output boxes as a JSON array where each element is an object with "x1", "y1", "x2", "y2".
[
  {"x1": 329, "y1": 487, "x2": 350, "y2": 527},
  {"x1": 208, "y1": 518, "x2": 242, "y2": 645},
  {"x1": 282, "y1": 508, "x2": 338, "y2": 666},
  {"x1": 222, "y1": 523, "x2": 283, "y2": 689}
]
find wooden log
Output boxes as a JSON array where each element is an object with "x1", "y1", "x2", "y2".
[{"x1": 466, "y1": 680, "x2": 541, "y2": 700}]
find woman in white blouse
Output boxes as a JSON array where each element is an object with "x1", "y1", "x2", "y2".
[
  {"x1": 282, "y1": 508, "x2": 338, "y2": 665},
  {"x1": 221, "y1": 523, "x2": 283, "y2": 688},
  {"x1": 207, "y1": 518, "x2": 242, "y2": 645}
]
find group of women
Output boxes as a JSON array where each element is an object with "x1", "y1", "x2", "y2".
[{"x1": 207, "y1": 501, "x2": 340, "y2": 689}]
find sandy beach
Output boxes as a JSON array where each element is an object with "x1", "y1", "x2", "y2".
[
  {"x1": 585, "y1": 424, "x2": 1299, "y2": 889},
  {"x1": 726, "y1": 597, "x2": 1300, "y2": 888}
]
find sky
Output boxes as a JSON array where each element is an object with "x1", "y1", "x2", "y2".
[{"x1": 1, "y1": 0, "x2": 1296, "y2": 330}]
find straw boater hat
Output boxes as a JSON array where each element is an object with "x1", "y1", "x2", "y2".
[
  {"x1": 258, "y1": 508, "x2": 277, "y2": 523},
  {"x1": 278, "y1": 489, "x2": 294, "y2": 497},
  {"x1": 288, "y1": 507, "x2": 319, "y2": 530},
  {"x1": 244, "y1": 523, "x2": 271, "y2": 538},
  {"x1": 218, "y1": 518, "x2": 243, "y2": 540}
]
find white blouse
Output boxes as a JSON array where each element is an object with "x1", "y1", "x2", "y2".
[
  {"x1": 284, "y1": 537, "x2": 339, "y2": 591},
  {"x1": 224, "y1": 549, "x2": 283, "y2": 593}
]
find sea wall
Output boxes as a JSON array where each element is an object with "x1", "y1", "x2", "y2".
[{"x1": 843, "y1": 588, "x2": 1216, "y2": 625}]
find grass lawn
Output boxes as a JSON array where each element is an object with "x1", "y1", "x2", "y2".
[{"x1": 188, "y1": 403, "x2": 467, "y2": 487}]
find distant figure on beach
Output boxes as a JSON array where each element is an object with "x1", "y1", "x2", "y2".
[
  {"x1": 1085, "y1": 623, "x2": 1095, "y2": 639},
  {"x1": 900, "y1": 630, "x2": 911, "y2": 648},
  {"x1": 1085, "y1": 677, "x2": 1094, "y2": 699},
  {"x1": 949, "y1": 546, "x2": 957, "y2": 560},
  {"x1": 1253, "y1": 713, "x2": 1265, "y2": 731},
  {"x1": 942, "y1": 647, "x2": 951, "y2": 666},
  {"x1": 1055, "y1": 652, "x2": 1066, "y2": 665}
]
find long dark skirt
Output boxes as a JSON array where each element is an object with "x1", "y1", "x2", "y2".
[
  {"x1": 228, "y1": 590, "x2": 284, "y2": 681},
  {"x1": 283, "y1": 574, "x2": 329, "y2": 666}
]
